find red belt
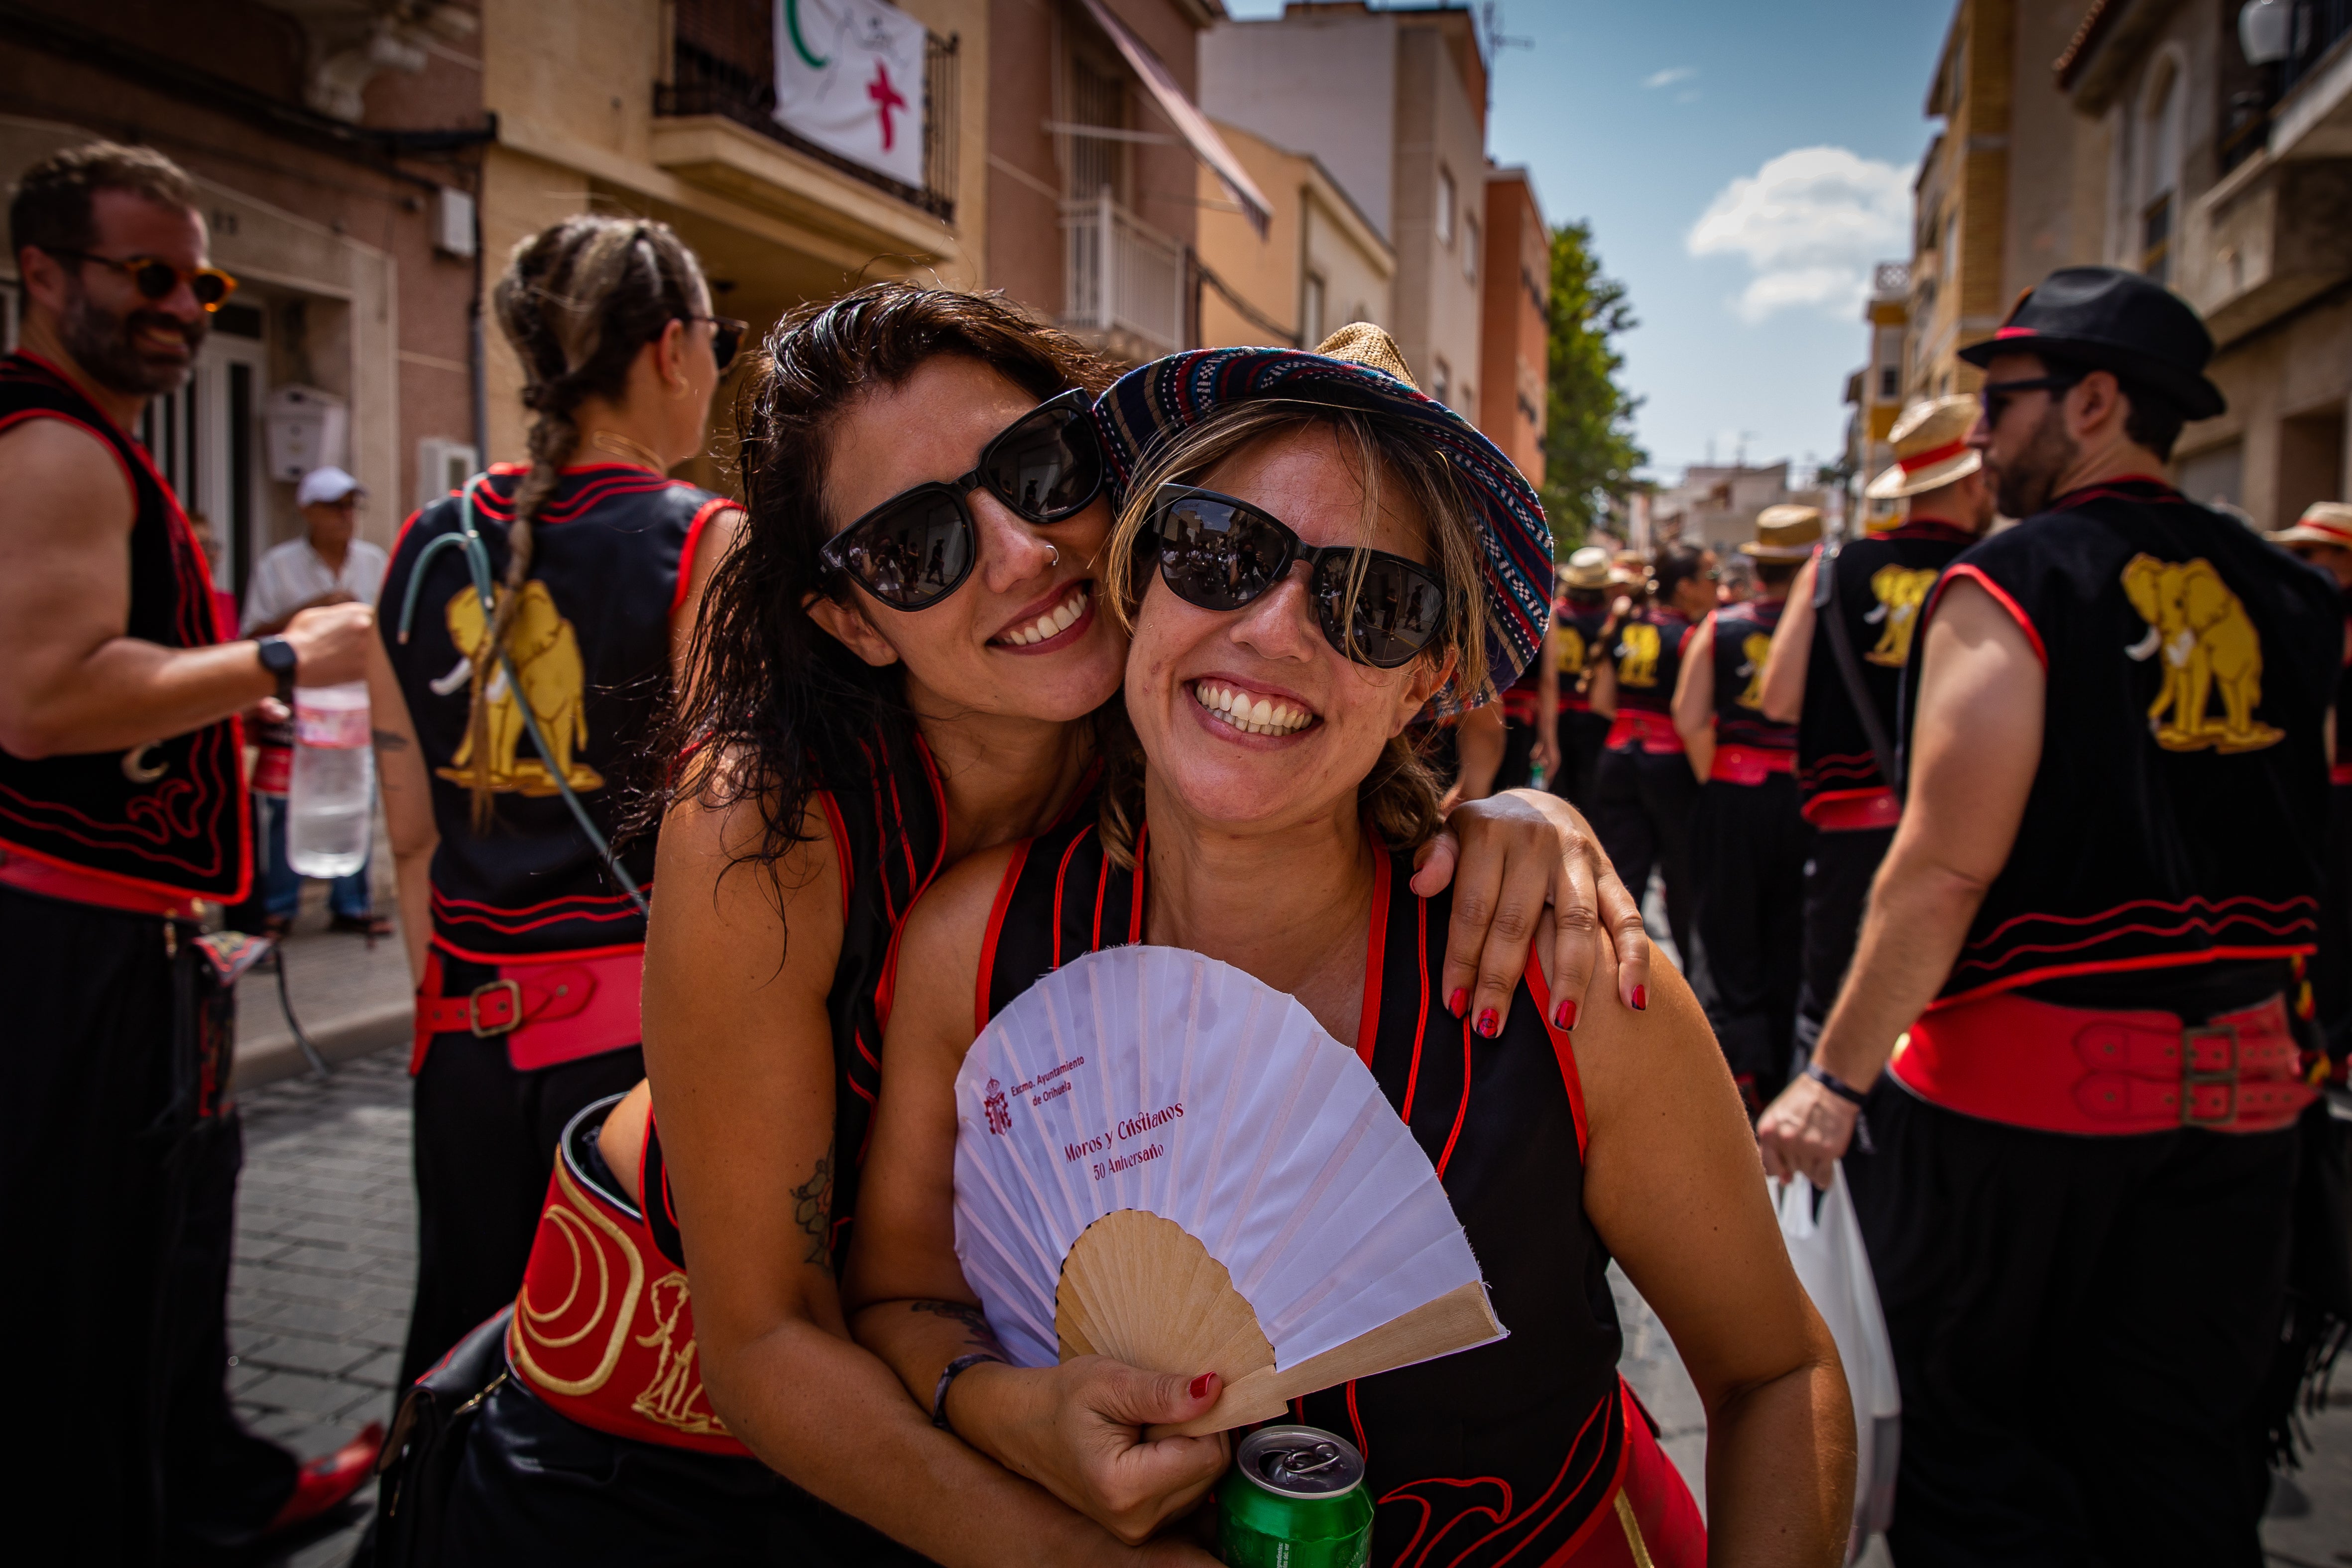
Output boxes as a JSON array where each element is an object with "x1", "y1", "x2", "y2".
[
  {"x1": 0, "y1": 843, "x2": 212, "y2": 920},
  {"x1": 1803, "y1": 789, "x2": 1901, "y2": 832},
  {"x1": 1708, "y1": 745, "x2": 1794, "y2": 786},
  {"x1": 1889, "y1": 989, "x2": 2318, "y2": 1135},
  {"x1": 2333, "y1": 763, "x2": 2352, "y2": 787},
  {"x1": 415, "y1": 946, "x2": 644, "y2": 1074},
  {"x1": 1605, "y1": 710, "x2": 1684, "y2": 755}
]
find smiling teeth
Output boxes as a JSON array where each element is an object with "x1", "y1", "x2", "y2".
[
  {"x1": 1000, "y1": 584, "x2": 1089, "y2": 646},
  {"x1": 1192, "y1": 681, "x2": 1314, "y2": 736}
]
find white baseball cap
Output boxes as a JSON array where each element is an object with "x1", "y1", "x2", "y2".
[{"x1": 296, "y1": 466, "x2": 363, "y2": 508}]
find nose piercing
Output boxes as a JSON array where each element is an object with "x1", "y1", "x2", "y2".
[{"x1": 1045, "y1": 543, "x2": 1059, "y2": 567}]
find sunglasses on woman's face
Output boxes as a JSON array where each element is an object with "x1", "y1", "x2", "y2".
[
  {"x1": 53, "y1": 249, "x2": 237, "y2": 311},
  {"x1": 685, "y1": 315, "x2": 747, "y2": 372},
  {"x1": 819, "y1": 389, "x2": 1106, "y2": 610},
  {"x1": 1144, "y1": 484, "x2": 1447, "y2": 670}
]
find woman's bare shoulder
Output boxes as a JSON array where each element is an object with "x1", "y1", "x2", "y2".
[{"x1": 890, "y1": 843, "x2": 1027, "y2": 1053}]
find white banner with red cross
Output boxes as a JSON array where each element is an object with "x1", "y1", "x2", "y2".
[{"x1": 772, "y1": 0, "x2": 928, "y2": 189}]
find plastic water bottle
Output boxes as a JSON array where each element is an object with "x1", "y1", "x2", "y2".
[{"x1": 288, "y1": 680, "x2": 373, "y2": 878}]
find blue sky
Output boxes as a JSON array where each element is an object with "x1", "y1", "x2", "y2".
[{"x1": 1222, "y1": 0, "x2": 1955, "y2": 483}]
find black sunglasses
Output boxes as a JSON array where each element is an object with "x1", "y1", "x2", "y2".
[
  {"x1": 688, "y1": 314, "x2": 748, "y2": 372},
  {"x1": 1143, "y1": 484, "x2": 1447, "y2": 669},
  {"x1": 819, "y1": 389, "x2": 1106, "y2": 609},
  {"x1": 1980, "y1": 374, "x2": 2079, "y2": 425},
  {"x1": 51, "y1": 248, "x2": 237, "y2": 311}
]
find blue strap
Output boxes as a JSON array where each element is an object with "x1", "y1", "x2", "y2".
[{"x1": 396, "y1": 476, "x2": 649, "y2": 916}]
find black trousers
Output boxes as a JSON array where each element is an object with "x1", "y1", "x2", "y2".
[
  {"x1": 1845, "y1": 1086, "x2": 2296, "y2": 1568},
  {"x1": 1588, "y1": 744, "x2": 1699, "y2": 965},
  {"x1": 1685, "y1": 775, "x2": 1811, "y2": 1114},
  {"x1": 440, "y1": 1377, "x2": 934, "y2": 1567},
  {"x1": 1794, "y1": 826, "x2": 1895, "y2": 1056},
  {"x1": 0, "y1": 885, "x2": 296, "y2": 1562},
  {"x1": 2318, "y1": 783, "x2": 2352, "y2": 1061},
  {"x1": 399, "y1": 978, "x2": 647, "y2": 1390},
  {"x1": 1556, "y1": 709, "x2": 1612, "y2": 810},
  {"x1": 1498, "y1": 716, "x2": 1543, "y2": 793}
]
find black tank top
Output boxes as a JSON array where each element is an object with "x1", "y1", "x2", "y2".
[
  {"x1": 1907, "y1": 479, "x2": 2338, "y2": 1006},
  {"x1": 1708, "y1": 598, "x2": 1794, "y2": 752},
  {"x1": 0, "y1": 352, "x2": 249, "y2": 902},
  {"x1": 1609, "y1": 607, "x2": 1690, "y2": 720},
  {"x1": 379, "y1": 464, "x2": 735, "y2": 958},
  {"x1": 1796, "y1": 521, "x2": 1977, "y2": 814},
  {"x1": 980, "y1": 817, "x2": 1630, "y2": 1567},
  {"x1": 1554, "y1": 596, "x2": 1609, "y2": 714}
]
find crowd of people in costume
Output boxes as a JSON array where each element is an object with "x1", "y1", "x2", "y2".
[{"x1": 3, "y1": 137, "x2": 2347, "y2": 1568}]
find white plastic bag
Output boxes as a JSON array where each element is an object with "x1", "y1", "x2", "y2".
[{"x1": 1777, "y1": 1165, "x2": 1900, "y2": 1565}]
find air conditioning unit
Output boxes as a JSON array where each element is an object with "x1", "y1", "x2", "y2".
[{"x1": 417, "y1": 437, "x2": 479, "y2": 510}]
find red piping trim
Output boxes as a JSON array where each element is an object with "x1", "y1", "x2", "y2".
[
  {"x1": 1929, "y1": 563, "x2": 2046, "y2": 668},
  {"x1": 1433, "y1": 1020, "x2": 1471, "y2": 1180},
  {"x1": 427, "y1": 935, "x2": 647, "y2": 965},
  {"x1": 976, "y1": 840, "x2": 1033, "y2": 1036},
  {"x1": 1521, "y1": 962, "x2": 1591, "y2": 1157},
  {"x1": 670, "y1": 499, "x2": 739, "y2": 615},
  {"x1": 1933, "y1": 942, "x2": 2319, "y2": 1009},
  {"x1": 1355, "y1": 850, "x2": 1389, "y2": 1067},
  {"x1": 817, "y1": 789, "x2": 853, "y2": 921},
  {"x1": 1400, "y1": 896, "x2": 1431, "y2": 1123}
]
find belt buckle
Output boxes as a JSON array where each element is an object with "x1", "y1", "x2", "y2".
[
  {"x1": 2181, "y1": 1022, "x2": 2238, "y2": 1126},
  {"x1": 470, "y1": 978, "x2": 524, "y2": 1037}
]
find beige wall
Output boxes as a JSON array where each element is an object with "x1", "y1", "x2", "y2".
[
  {"x1": 1390, "y1": 14, "x2": 1486, "y2": 411},
  {"x1": 1195, "y1": 119, "x2": 1392, "y2": 351},
  {"x1": 1303, "y1": 186, "x2": 1393, "y2": 342}
]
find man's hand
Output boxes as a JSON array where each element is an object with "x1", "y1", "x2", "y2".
[
  {"x1": 1756, "y1": 1073, "x2": 1858, "y2": 1188},
  {"x1": 282, "y1": 602, "x2": 375, "y2": 687}
]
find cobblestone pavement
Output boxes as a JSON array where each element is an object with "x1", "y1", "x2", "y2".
[{"x1": 224, "y1": 1041, "x2": 2352, "y2": 1566}]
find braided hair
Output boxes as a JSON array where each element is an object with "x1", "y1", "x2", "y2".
[{"x1": 468, "y1": 216, "x2": 706, "y2": 823}]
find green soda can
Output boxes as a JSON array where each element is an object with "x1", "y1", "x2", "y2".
[{"x1": 1217, "y1": 1425, "x2": 1374, "y2": 1568}]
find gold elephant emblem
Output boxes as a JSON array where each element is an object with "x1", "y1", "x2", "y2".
[
  {"x1": 2119, "y1": 553, "x2": 2283, "y2": 754},
  {"x1": 436, "y1": 582, "x2": 606, "y2": 795},
  {"x1": 1865, "y1": 566, "x2": 1939, "y2": 668},
  {"x1": 1555, "y1": 625, "x2": 1586, "y2": 678},
  {"x1": 1736, "y1": 632, "x2": 1773, "y2": 710},
  {"x1": 1616, "y1": 621, "x2": 1661, "y2": 688}
]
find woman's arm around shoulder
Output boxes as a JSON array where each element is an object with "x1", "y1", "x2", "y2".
[{"x1": 1563, "y1": 944, "x2": 1854, "y2": 1566}]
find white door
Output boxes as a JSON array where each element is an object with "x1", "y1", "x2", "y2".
[{"x1": 137, "y1": 305, "x2": 268, "y2": 607}]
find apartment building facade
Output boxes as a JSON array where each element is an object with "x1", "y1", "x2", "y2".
[
  {"x1": 1198, "y1": 1, "x2": 1489, "y2": 412},
  {"x1": 1191, "y1": 119, "x2": 1393, "y2": 350},
  {"x1": 1844, "y1": 261, "x2": 1912, "y2": 526},
  {"x1": 1477, "y1": 164, "x2": 1545, "y2": 489},
  {"x1": 0, "y1": 0, "x2": 488, "y2": 594}
]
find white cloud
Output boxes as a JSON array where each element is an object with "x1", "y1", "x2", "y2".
[
  {"x1": 1643, "y1": 66, "x2": 1696, "y2": 88},
  {"x1": 1686, "y1": 146, "x2": 1916, "y2": 323}
]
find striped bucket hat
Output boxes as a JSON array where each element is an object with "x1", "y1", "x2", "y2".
[{"x1": 1092, "y1": 324, "x2": 1554, "y2": 712}]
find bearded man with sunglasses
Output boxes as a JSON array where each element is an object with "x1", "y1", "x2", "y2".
[
  {"x1": 0, "y1": 143, "x2": 381, "y2": 1556},
  {"x1": 1758, "y1": 267, "x2": 2342, "y2": 1565}
]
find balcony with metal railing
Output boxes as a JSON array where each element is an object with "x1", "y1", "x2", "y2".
[
  {"x1": 655, "y1": 0, "x2": 958, "y2": 221},
  {"x1": 1061, "y1": 190, "x2": 1187, "y2": 362}
]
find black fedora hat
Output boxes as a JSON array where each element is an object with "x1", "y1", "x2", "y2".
[{"x1": 1958, "y1": 266, "x2": 2225, "y2": 422}]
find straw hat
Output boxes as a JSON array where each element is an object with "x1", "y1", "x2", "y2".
[
  {"x1": 1559, "y1": 546, "x2": 1611, "y2": 591},
  {"x1": 1865, "y1": 396, "x2": 1984, "y2": 500},
  {"x1": 1740, "y1": 504, "x2": 1822, "y2": 562},
  {"x1": 2271, "y1": 501, "x2": 2352, "y2": 551}
]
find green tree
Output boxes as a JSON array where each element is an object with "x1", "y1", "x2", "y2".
[{"x1": 1538, "y1": 222, "x2": 1647, "y2": 546}]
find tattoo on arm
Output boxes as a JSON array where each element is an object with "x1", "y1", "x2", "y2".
[
  {"x1": 911, "y1": 1299, "x2": 1009, "y2": 1360},
  {"x1": 790, "y1": 1140, "x2": 836, "y2": 1277},
  {"x1": 371, "y1": 728, "x2": 409, "y2": 752}
]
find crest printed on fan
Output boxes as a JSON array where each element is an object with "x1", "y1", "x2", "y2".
[{"x1": 953, "y1": 946, "x2": 1505, "y2": 1437}]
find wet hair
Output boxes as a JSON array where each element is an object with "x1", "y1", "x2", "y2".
[
  {"x1": 9, "y1": 140, "x2": 198, "y2": 260},
  {"x1": 653, "y1": 282, "x2": 1116, "y2": 879},
  {"x1": 468, "y1": 216, "x2": 706, "y2": 823},
  {"x1": 1093, "y1": 400, "x2": 1491, "y2": 864},
  {"x1": 1652, "y1": 543, "x2": 1711, "y2": 608}
]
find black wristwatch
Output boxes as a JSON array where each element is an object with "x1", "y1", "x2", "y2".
[{"x1": 255, "y1": 635, "x2": 298, "y2": 702}]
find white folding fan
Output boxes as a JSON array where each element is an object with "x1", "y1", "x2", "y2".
[{"x1": 952, "y1": 945, "x2": 1505, "y2": 1437}]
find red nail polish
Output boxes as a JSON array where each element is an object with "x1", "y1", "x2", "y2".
[
  {"x1": 1189, "y1": 1373, "x2": 1213, "y2": 1400},
  {"x1": 1554, "y1": 999, "x2": 1577, "y2": 1031},
  {"x1": 1632, "y1": 984, "x2": 1647, "y2": 1011},
  {"x1": 1447, "y1": 988, "x2": 1468, "y2": 1016},
  {"x1": 1476, "y1": 1008, "x2": 1499, "y2": 1038}
]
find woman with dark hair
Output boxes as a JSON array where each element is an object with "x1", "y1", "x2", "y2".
[
  {"x1": 366, "y1": 214, "x2": 748, "y2": 1389},
  {"x1": 1587, "y1": 542, "x2": 1716, "y2": 965},
  {"x1": 845, "y1": 332, "x2": 1852, "y2": 1566}
]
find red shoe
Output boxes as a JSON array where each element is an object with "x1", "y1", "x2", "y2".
[{"x1": 264, "y1": 1421, "x2": 384, "y2": 1534}]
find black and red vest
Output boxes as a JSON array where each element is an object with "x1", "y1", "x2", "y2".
[
  {"x1": 1795, "y1": 520, "x2": 1977, "y2": 823},
  {"x1": 2333, "y1": 590, "x2": 2352, "y2": 789},
  {"x1": 1605, "y1": 606, "x2": 1692, "y2": 755},
  {"x1": 380, "y1": 463, "x2": 736, "y2": 960},
  {"x1": 1553, "y1": 596, "x2": 1610, "y2": 716},
  {"x1": 1707, "y1": 597, "x2": 1794, "y2": 755},
  {"x1": 0, "y1": 352, "x2": 250, "y2": 904},
  {"x1": 1908, "y1": 479, "x2": 2338, "y2": 1007},
  {"x1": 979, "y1": 817, "x2": 1633, "y2": 1567},
  {"x1": 508, "y1": 721, "x2": 959, "y2": 1451}
]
